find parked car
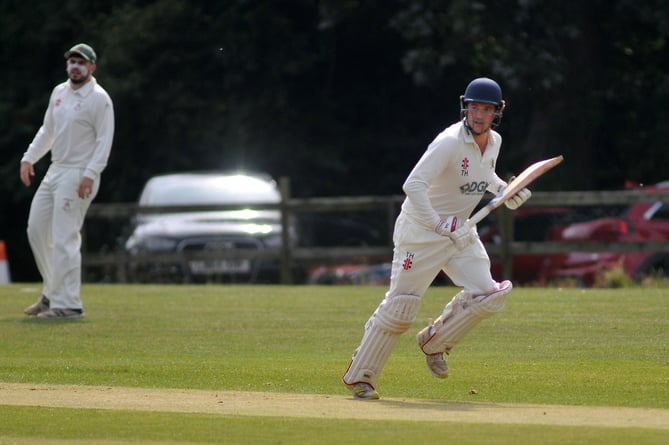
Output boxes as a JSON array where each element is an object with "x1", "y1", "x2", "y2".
[
  {"x1": 307, "y1": 263, "x2": 392, "y2": 285},
  {"x1": 297, "y1": 210, "x2": 392, "y2": 285},
  {"x1": 538, "y1": 181, "x2": 669, "y2": 286},
  {"x1": 307, "y1": 207, "x2": 579, "y2": 286},
  {"x1": 124, "y1": 171, "x2": 292, "y2": 283},
  {"x1": 477, "y1": 207, "x2": 578, "y2": 284}
]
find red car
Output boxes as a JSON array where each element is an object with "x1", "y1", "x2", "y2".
[
  {"x1": 307, "y1": 207, "x2": 576, "y2": 286},
  {"x1": 477, "y1": 207, "x2": 576, "y2": 284},
  {"x1": 538, "y1": 181, "x2": 669, "y2": 286}
]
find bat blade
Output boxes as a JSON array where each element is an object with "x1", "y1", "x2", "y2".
[{"x1": 469, "y1": 155, "x2": 564, "y2": 225}]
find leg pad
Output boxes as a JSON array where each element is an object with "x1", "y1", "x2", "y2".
[
  {"x1": 343, "y1": 294, "x2": 421, "y2": 388},
  {"x1": 419, "y1": 280, "x2": 512, "y2": 355}
]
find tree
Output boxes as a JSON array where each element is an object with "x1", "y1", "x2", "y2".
[
  {"x1": 2, "y1": 1, "x2": 668, "y2": 281},
  {"x1": 391, "y1": 0, "x2": 669, "y2": 187}
]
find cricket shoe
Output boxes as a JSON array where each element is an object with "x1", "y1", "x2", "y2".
[
  {"x1": 416, "y1": 325, "x2": 449, "y2": 379},
  {"x1": 24, "y1": 295, "x2": 50, "y2": 316},
  {"x1": 345, "y1": 382, "x2": 380, "y2": 400},
  {"x1": 36, "y1": 308, "x2": 84, "y2": 320}
]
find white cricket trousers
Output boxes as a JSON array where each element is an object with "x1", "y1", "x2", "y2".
[
  {"x1": 387, "y1": 213, "x2": 496, "y2": 299},
  {"x1": 342, "y1": 213, "x2": 498, "y2": 388},
  {"x1": 27, "y1": 165, "x2": 99, "y2": 310}
]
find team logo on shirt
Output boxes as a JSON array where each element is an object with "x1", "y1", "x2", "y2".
[
  {"x1": 402, "y1": 251, "x2": 414, "y2": 270},
  {"x1": 460, "y1": 181, "x2": 489, "y2": 195},
  {"x1": 461, "y1": 157, "x2": 470, "y2": 177},
  {"x1": 62, "y1": 198, "x2": 74, "y2": 211},
  {"x1": 55, "y1": 98, "x2": 62, "y2": 107}
]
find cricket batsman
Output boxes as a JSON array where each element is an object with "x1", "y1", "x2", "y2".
[{"x1": 343, "y1": 77, "x2": 531, "y2": 399}]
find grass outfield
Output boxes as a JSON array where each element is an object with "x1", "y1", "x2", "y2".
[{"x1": 0, "y1": 283, "x2": 667, "y2": 444}]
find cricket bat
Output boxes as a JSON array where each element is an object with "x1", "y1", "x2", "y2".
[{"x1": 469, "y1": 155, "x2": 564, "y2": 225}]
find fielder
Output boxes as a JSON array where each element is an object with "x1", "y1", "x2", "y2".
[
  {"x1": 343, "y1": 77, "x2": 531, "y2": 399},
  {"x1": 21, "y1": 43, "x2": 114, "y2": 320}
]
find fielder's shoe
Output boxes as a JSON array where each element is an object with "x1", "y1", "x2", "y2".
[
  {"x1": 24, "y1": 295, "x2": 50, "y2": 316},
  {"x1": 416, "y1": 325, "x2": 449, "y2": 379},
  {"x1": 346, "y1": 382, "x2": 380, "y2": 400},
  {"x1": 36, "y1": 308, "x2": 84, "y2": 320}
]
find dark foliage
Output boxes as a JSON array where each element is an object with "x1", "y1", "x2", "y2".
[{"x1": 2, "y1": 0, "x2": 668, "y2": 279}]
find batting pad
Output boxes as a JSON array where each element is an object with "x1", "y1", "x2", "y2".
[
  {"x1": 343, "y1": 294, "x2": 420, "y2": 388},
  {"x1": 420, "y1": 280, "x2": 512, "y2": 355}
]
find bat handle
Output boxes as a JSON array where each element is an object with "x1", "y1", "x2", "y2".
[{"x1": 468, "y1": 207, "x2": 490, "y2": 226}]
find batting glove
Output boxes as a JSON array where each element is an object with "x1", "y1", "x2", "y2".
[
  {"x1": 435, "y1": 216, "x2": 461, "y2": 235},
  {"x1": 435, "y1": 217, "x2": 477, "y2": 250},
  {"x1": 505, "y1": 187, "x2": 531, "y2": 210}
]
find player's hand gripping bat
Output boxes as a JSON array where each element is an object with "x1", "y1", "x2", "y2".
[{"x1": 469, "y1": 155, "x2": 564, "y2": 226}]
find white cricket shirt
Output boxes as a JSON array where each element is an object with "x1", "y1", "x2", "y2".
[
  {"x1": 401, "y1": 120, "x2": 507, "y2": 230},
  {"x1": 22, "y1": 77, "x2": 114, "y2": 181}
]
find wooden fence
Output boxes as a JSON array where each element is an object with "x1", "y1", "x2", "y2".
[{"x1": 83, "y1": 179, "x2": 669, "y2": 284}]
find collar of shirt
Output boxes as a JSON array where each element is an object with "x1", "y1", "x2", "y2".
[
  {"x1": 69, "y1": 76, "x2": 97, "y2": 97},
  {"x1": 461, "y1": 122, "x2": 500, "y2": 152},
  {"x1": 461, "y1": 123, "x2": 483, "y2": 154}
]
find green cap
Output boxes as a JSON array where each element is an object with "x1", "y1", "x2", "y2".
[{"x1": 64, "y1": 43, "x2": 97, "y2": 64}]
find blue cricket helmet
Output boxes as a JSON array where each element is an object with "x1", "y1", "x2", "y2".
[
  {"x1": 460, "y1": 77, "x2": 505, "y2": 132},
  {"x1": 462, "y1": 77, "x2": 503, "y2": 108}
]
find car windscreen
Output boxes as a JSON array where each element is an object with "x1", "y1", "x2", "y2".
[{"x1": 140, "y1": 175, "x2": 281, "y2": 206}]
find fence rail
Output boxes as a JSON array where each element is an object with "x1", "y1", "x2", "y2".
[{"x1": 84, "y1": 185, "x2": 669, "y2": 283}]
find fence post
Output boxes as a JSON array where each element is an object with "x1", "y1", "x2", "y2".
[
  {"x1": 279, "y1": 177, "x2": 293, "y2": 284},
  {"x1": 386, "y1": 201, "x2": 396, "y2": 245},
  {"x1": 499, "y1": 206, "x2": 514, "y2": 279}
]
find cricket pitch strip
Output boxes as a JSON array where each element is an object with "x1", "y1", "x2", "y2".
[{"x1": 1, "y1": 382, "x2": 668, "y2": 430}]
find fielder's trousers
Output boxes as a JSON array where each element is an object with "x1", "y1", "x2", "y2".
[{"x1": 27, "y1": 164, "x2": 99, "y2": 310}]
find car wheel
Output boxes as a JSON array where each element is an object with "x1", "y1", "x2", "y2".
[{"x1": 635, "y1": 254, "x2": 669, "y2": 283}]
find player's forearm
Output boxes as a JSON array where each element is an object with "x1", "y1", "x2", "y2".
[
  {"x1": 84, "y1": 102, "x2": 115, "y2": 181},
  {"x1": 403, "y1": 180, "x2": 442, "y2": 229},
  {"x1": 22, "y1": 126, "x2": 54, "y2": 165},
  {"x1": 487, "y1": 173, "x2": 506, "y2": 194}
]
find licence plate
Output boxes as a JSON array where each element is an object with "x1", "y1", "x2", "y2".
[{"x1": 189, "y1": 259, "x2": 251, "y2": 274}]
